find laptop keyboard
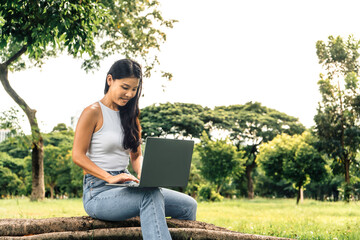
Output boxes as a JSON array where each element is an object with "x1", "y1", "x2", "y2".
[{"x1": 126, "y1": 181, "x2": 140, "y2": 187}]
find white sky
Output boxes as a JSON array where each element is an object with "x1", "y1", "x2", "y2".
[{"x1": 1, "y1": 0, "x2": 360, "y2": 134}]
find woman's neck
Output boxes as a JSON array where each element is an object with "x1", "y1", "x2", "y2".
[{"x1": 100, "y1": 96, "x2": 119, "y2": 111}]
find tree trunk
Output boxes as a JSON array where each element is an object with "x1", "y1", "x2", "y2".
[
  {"x1": 216, "y1": 183, "x2": 223, "y2": 194},
  {"x1": 344, "y1": 158, "x2": 351, "y2": 202},
  {"x1": 0, "y1": 60, "x2": 45, "y2": 201},
  {"x1": 338, "y1": 80, "x2": 351, "y2": 203},
  {"x1": 246, "y1": 161, "x2": 256, "y2": 199},
  {"x1": 48, "y1": 183, "x2": 56, "y2": 199},
  {"x1": 296, "y1": 185, "x2": 303, "y2": 205},
  {"x1": 30, "y1": 138, "x2": 45, "y2": 201},
  {"x1": 0, "y1": 216, "x2": 292, "y2": 240},
  {"x1": 345, "y1": 159, "x2": 350, "y2": 184}
]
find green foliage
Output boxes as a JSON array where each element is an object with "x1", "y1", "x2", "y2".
[
  {"x1": 0, "y1": 123, "x2": 82, "y2": 198},
  {"x1": 257, "y1": 132, "x2": 327, "y2": 203},
  {"x1": 255, "y1": 173, "x2": 296, "y2": 198},
  {"x1": 213, "y1": 102, "x2": 306, "y2": 148},
  {"x1": 0, "y1": 152, "x2": 26, "y2": 197},
  {"x1": 140, "y1": 102, "x2": 211, "y2": 139},
  {"x1": 43, "y1": 126, "x2": 82, "y2": 198},
  {"x1": 316, "y1": 35, "x2": 360, "y2": 77},
  {"x1": 184, "y1": 150, "x2": 206, "y2": 198},
  {"x1": 0, "y1": 107, "x2": 25, "y2": 136},
  {"x1": 0, "y1": 134, "x2": 31, "y2": 159},
  {"x1": 211, "y1": 102, "x2": 306, "y2": 198},
  {"x1": 198, "y1": 184, "x2": 223, "y2": 202},
  {"x1": 96, "y1": 0, "x2": 177, "y2": 78},
  {"x1": 0, "y1": 0, "x2": 176, "y2": 75},
  {"x1": 1, "y1": 0, "x2": 104, "y2": 69},
  {"x1": 351, "y1": 153, "x2": 360, "y2": 198},
  {"x1": 197, "y1": 131, "x2": 246, "y2": 193},
  {"x1": 315, "y1": 35, "x2": 360, "y2": 201},
  {"x1": 52, "y1": 123, "x2": 71, "y2": 132}
]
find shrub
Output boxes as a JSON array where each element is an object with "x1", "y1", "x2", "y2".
[{"x1": 198, "y1": 184, "x2": 223, "y2": 202}]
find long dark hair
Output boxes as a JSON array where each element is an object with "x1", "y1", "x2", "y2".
[{"x1": 104, "y1": 59, "x2": 142, "y2": 152}]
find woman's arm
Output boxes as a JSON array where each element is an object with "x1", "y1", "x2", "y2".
[
  {"x1": 72, "y1": 104, "x2": 138, "y2": 184},
  {"x1": 130, "y1": 145, "x2": 143, "y2": 179}
]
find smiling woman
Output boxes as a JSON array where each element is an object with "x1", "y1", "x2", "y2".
[
  {"x1": 103, "y1": 60, "x2": 143, "y2": 153},
  {"x1": 103, "y1": 77, "x2": 139, "y2": 108}
]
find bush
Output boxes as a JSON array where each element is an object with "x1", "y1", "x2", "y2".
[{"x1": 198, "y1": 184, "x2": 223, "y2": 202}]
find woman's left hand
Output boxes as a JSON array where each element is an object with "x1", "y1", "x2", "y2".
[{"x1": 105, "y1": 173, "x2": 139, "y2": 184}]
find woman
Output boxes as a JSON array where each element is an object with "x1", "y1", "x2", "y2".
[{"x1": 72, "y1": 59, "x2": 197, "y2": 239}]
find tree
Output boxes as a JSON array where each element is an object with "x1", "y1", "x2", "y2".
[
  {"x1": 184, "y1": 149, "x2": 206, "y2": 199},
  {"x1": 257, "y1": 132, "x2": 326, "y2": 204},
  {"x1": 0, "y1": 134, "x2": 30, "y2": 160},
  {"x1": 213, "y1": 102, "x2": 305, "y2": 199},
  {"x1": 43, "y1": 124, "x2": 82, "y2": 198},
  {"x1": 351, "y1": 153, "x2": 360, "y2": 199},
  {"x1": 196, "y1": 131, "x2": 246, "y2": 193},
  {"x1": 43, "y1": 145, "x2": 67, "y2": 198},
  {"x1": 305, "y1": 160, "x2": 342, "y2": 201},
  {"x1": 0, "y1": 152, "x2": 26, "y2": 197},
  {"x1": 0, "y1": 0, "x2": 175, "y2": 200},
  {"x1": 140, "y1": 102, "x2": 211, "y2": 139},
  {"x1": 315, "y1": 35, "x2": 360, "y2": 201},
  {"x1": 0, "y1": 107, "x2": 30, "y2": 158}
]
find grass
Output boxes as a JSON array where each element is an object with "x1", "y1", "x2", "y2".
[
  {"x1": 197, "y1": 198, "x2": 360, "y2": 240},
  {"x1": 1, "y1": 197, "x2": 360, "y2": 239}
]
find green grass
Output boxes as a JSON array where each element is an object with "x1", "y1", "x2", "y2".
[
  {"x1": 0, "y1": 198, "x2": 86, "y2": 219},
  {"x1": 197, "y1": 198, "x2": 360, "y2": 240},
  {"x1": 1, "y1": 197, "x2": 360, "y2": 239}
]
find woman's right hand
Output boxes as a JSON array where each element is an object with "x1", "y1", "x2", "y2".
[{"x1": 105, "y1": 173, "x2": 140, "y2": 184}]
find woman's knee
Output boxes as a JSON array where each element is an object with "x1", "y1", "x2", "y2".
[{"x1": 186, "y1": 196, "x2": 197, "y2": 220}]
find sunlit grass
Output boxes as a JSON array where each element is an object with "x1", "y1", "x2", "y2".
[
  {"x1": 0, "y1": 198, "x2": 86, "y2": 219},
  {"x1": 197, "y1": 198, "x2": 360, "y2": 240},
  {"x1": 1, "y1": 197, "x2": 360, "y2": 239}
]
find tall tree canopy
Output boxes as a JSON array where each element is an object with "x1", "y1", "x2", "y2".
[
  {"x1": 140, "y1": 102, "x2": 211, "y2": 139},
  {"x1": 315, "y1": 35, "x2": 360, "y2": 201},
  {"x1": 212, "y1": 102, "x2": 306, "y2": 199},
  {"x1": 0, "y1": 0, "x2": 175, "y2": 200}
]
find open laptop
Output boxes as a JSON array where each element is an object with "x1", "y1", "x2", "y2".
[{"x1": 106, "y1": 137, "x2": 194, "y2": 188}]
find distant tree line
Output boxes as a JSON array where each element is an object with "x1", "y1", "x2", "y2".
[
  {"x1": 0, "y1": 123, "x2": 82, "y2": 198},
  {"x1": 1, "y1": 99, "x2": 359, "y2": 203}
]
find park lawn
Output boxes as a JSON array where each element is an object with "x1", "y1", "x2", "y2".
[{"x1": 0, "y1": 198, "x2": 360, "y2": 240}]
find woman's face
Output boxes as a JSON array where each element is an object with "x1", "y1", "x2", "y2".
[{"x1": 107, "y1": 75, "x2": 140, "y2": 107}]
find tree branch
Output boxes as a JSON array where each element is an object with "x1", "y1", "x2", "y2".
[
  {"x1": 0, "y1": 63, "x2": 41, "y2": 142},
  {"x1": 4, "y1": 45, "x2": 28, "y2": 67}
]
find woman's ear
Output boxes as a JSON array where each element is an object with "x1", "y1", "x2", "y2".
[{"x1": 107, "y1": 74, "x2": 113, "y2": 86}]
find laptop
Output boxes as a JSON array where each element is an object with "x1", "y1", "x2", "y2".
[{"x1": 106, "y1": 137, "x2": 194, "y2": 188}]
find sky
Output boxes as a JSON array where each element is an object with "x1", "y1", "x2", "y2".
[{"x1": 2, "y1": 0, "x2": 360, "y2": 134}]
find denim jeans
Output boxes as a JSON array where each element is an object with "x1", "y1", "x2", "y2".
[{"x1": 83, "y1": 170, "x2": 197, "y2": 240}]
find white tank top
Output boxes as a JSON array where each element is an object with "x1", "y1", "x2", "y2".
[{"x1": 86, "y1": 101, "x2": 130, "y2": 171}]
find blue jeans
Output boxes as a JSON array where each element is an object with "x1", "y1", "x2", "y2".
[{"x1": 83, "y1": 170, "x2": 197, "y2": 240}]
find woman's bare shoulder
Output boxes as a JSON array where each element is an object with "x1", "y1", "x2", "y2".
[
  {"x1": 78, "y1": 102, "x2": 101, "y2": 124},
  {"x1": 83, "y1": 102, "x2": 101, "y2": 115}
]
